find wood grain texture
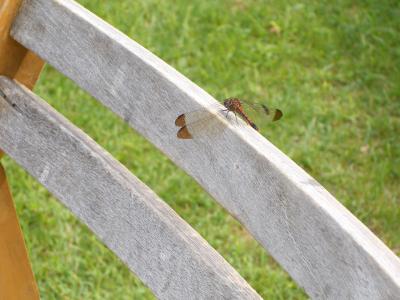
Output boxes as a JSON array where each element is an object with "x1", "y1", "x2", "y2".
[
  {"x1": 11, "y1": 0, "x2": 400, "y2": 298},
  {"x1": 0, "y1": 77, "x2": 261, "y2": 300},
  {"x1": 0, "y1": 163, "x2": 40, "y2": 300}
]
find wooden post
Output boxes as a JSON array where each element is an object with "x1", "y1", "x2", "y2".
[
  {"x1": 0, "y1": 160, "x2": 40, "y2": 300},
  {"x1": 0, "y1": 0, "x2": 44, "y2": 89},
  {"x1": 0, "y1": 0, "x2": 44, "y2": 299}
]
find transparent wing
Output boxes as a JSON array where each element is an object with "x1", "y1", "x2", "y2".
[
  {"x1": 175, "y1": 103, "x2": 244, "y2": 139},
  {"x1": 239, "y1": 99, "x2": 283, "y2": 122},
  {"x1": 175, "y1": 103, "x2": 223, "y2": 126},
  {"x1": 175, "y1": 106, "x2": 231, "y2": 139}
]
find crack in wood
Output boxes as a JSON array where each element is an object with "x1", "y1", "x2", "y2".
[{"x1": 0, "y1": 86, "x2": 23, "y2": 114}]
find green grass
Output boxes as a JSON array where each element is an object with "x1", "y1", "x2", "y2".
[{"x1": 3, "y1": 0, "x2": 399, "y2": 298}]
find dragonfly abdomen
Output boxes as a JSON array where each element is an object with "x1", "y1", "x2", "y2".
[{"x1": 237, "y1": 110, "x2": 258, "y2": 131}]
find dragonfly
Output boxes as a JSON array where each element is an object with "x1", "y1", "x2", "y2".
[{"x1": 175, "y1": 97, "x2": 282, "y2": 139}]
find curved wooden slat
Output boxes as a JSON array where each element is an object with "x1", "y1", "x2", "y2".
[
  {"x1": 0, "y1": 77, "x2": 261, "y2": 300},
  {"x1": 11, "y1": 0, "x2": 400, "y2": 298}
]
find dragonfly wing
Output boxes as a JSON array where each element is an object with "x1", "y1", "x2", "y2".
[
  {"x1": 176, "y1": 107, "x2": 228, "y2": 139},
  {"x1": 175, "y1": 103, "x2": 223, "y2": 126},
  {"x1": 271, "y1": 108, "x2": 283, "y2": 121},
  {"x1": 239, "y1": 100, "x2": 283, "y2": 122}
]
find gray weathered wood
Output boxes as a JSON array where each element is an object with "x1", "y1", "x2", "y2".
[
  {"x1": 12, "y1": 0, "x2": 400, "y2": 299},
  {"x1": 0, "y1": 77, "x2": 261, "y2": 300}
]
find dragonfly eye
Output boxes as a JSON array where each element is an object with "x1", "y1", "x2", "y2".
[{"x1": 223, "y1": 100, "x2": 232, "y2": 109}]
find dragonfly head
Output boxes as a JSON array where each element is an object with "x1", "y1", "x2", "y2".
[
  {"x1": 223, "y1": 99, "x2": 232, "y2": 109},
  {"x1": 223, "y1": 98, "x2": 242, "y2": 111}
]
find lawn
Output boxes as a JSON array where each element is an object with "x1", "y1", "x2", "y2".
[{"x1": 3, "y1": 0, "x2": 399, "y2": 298}]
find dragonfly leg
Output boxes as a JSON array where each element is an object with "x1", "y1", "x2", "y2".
[{"x1": 223, "y1": 109, "x2": 230, "y2": 119}]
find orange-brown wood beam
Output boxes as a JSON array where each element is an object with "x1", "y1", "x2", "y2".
[
  {"x1": 0, "y1": 161, "x2": 40, "y2": 300},
  {"x1": 0, "y1": 0, "x2": 45, "y2": 89},
  {"x1": 0, "y1": 0, "x2": 44, "y2": 299}
]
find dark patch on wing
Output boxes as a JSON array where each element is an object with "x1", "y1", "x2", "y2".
[
  {"x1": 273, "y1": 109, "x2": 283, "y2": 121},
  {"x1": 177, "y1": 126, "x2": 193, "y2": 139},
  {"x1": 175, "y1": 114, "x2": 186, "y2": 127}
]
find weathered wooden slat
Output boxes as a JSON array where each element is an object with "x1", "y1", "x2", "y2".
[
  {"x1": 11, "y1": 0, "x2": 400, "y2": 298},
  {"x1": 0, "y1": 77, "x2": 261, "y2": 300}
]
